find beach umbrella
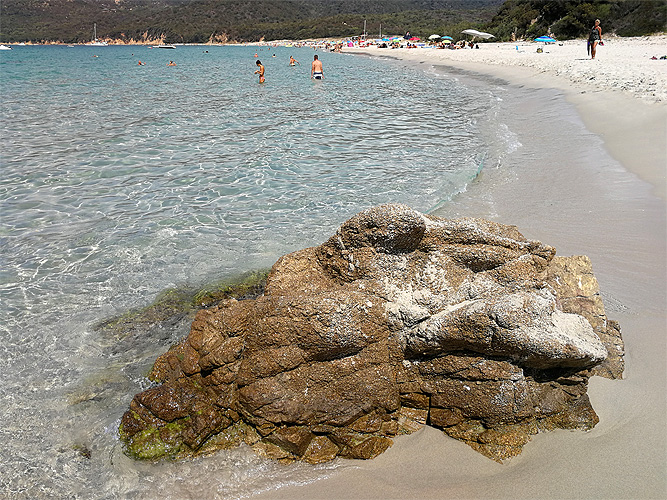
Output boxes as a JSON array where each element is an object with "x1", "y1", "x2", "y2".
[
  {"x1": 461, "y1": 29, "x2": 495, "y2": 40},
  {"x1": 441, "y1": 36, "x2": 454, "y2": 40},
  {"x1": 535, "y1": 36, "x2": 557, "y2": 43},
  {"x1": 409, "y1": 37, "x2": 420, "y2": 41},
  {"x1": 428, "y1": 34, "x2": 441, "y2": 40}
]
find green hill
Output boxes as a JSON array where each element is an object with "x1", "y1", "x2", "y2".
[
  {"x1": 487, "y1": 0, "x2": 666, "y2": 41},
  {"x1": 1, "y1": 0, "x2": 663, "y2": 44},
  {"x1": 0, "y1": 0, "x2": 501, "y2": 43}
]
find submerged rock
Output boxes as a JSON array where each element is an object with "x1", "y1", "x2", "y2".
[{"x1": 119, "y1": 204, "x2": 623, "y2": 463}]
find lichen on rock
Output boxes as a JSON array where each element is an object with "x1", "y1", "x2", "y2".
[{"x1": 119, "y1": 204, "x2": 623, "y2": 463}]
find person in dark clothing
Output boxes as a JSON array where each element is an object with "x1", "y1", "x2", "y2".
[{"x1": 588, "y1": 19, "x2": 603, "y2": 59}]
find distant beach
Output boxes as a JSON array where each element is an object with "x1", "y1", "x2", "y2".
[
  {"x1": 256, "y1": 36, "x2": 667, "y2": 499},
  {"x1": 346, "y1": 35, "x2": 667, "y2": 199}
]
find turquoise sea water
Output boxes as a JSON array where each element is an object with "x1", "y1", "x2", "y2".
[{"x1": 1, "y1": 45, "x2": 509, "y2": 498}]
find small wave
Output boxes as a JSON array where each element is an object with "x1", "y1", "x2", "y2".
[{"x1": 427, "y1": 152, "x2": 487, "y2": 213}]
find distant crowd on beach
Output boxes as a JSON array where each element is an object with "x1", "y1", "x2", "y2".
[{"x1": 399, "y1": 40, "x2": 480, "y2": 50}]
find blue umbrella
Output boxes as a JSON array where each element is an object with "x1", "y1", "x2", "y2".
[
  {"x1": 535, "y1": 36, "x2": 556, "y2": 43},
  {"x1": 442, "y1": 36, "x2": 454, "y2": 40}
]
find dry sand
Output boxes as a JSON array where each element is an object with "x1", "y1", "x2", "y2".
[
  {"x1": 255, "y1": 37, "x2": 666, "y2": 499},
  {"x1": 371, "y1": 35, "x2": 667, "y2": 103}
]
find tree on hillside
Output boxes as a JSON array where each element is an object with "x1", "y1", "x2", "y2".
[{"x1": 488, "y1": 0, "x2": 666, "y2": 41}]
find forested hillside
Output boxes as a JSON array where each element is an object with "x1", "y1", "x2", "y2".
[
  {"x1": 0, "y1": 0, "x2": 501, "y2": 43},
  {"x1": 1, "y1": 0, "x2": 664, "y2": 44},
  {"x1": 489, "y1": 0, "x2": 666, "y2": 40}
]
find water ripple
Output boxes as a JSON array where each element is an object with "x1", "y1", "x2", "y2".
[{"x1": 0, "y1": 45, "x2": 498, "y2": 498}]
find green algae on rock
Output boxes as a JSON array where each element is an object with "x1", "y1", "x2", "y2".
[
  {"x1": 119, "y1": 204, "x2": 624, "y2": 464},
  {"x1": 95, "y1": 270, "x2": 269, "y2": 341}
]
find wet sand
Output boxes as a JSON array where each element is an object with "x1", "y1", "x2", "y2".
[{"x1": 255, "y1": 39, "x2": 666, "y2": 499}]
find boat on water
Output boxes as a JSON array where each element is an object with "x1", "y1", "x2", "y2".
[
  {"x1": 88, "y1": 23, "x2": 108, "y2": 46},
  {"x1": 153, "y1": 44, "x2": 176, "y2": 49},
  {"x1": 0, "y1": 44, "x2": 12, "y2": 50}
]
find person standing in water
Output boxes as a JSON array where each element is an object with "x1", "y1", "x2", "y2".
[
  {"x1": 289, "y1": 55, "x2": 300, "y2": 66},
  {"x1": 311, "y1": 55, "x2": 323, "y2": 79},
  {"x1": 255, "y1": 60, "x2": 265, "y2": 83},
  {"x1": 588, "y1": 19, "x2": 603, "y2": 59}
]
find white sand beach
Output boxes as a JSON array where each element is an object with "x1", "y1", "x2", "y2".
[
  {"x1": 256, "y1": 36, "x2": 666, "y2": 499},
  {"x1": 363, "y1": 35, "x2": 667, "y2": 103},
  {"x1": 347, "y1": 35, "x2": 667, "y2": 199}
]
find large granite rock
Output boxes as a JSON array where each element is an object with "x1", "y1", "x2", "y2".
[{"x1": 119, "y1": 204, "x2": 623, "y2": 463}]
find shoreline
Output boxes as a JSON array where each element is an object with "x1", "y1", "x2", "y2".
[
  {"x1": 255, "y1": 39, "x2": 666, "y2": 499},
  {"x1": 345, "y1": 37, "x2": 666, "y2": 199}
]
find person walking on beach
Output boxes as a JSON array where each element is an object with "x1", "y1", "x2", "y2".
[
  {"x1": 255, "y1": 60, "x2": 265, "y2": 83},
  {"x1": 311, "y1": 55, "x2": 323, "y2": 80},
  {"x1": 588, "y1": 19, "x2": 603, "y2": 59}
]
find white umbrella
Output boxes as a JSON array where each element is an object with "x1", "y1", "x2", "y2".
[
  {"x1": 461, "y1": 29, "x2": 495, "y2": 40},
  {"x1": 428, "y1": 34, "x2": 441, "y2": 40}
]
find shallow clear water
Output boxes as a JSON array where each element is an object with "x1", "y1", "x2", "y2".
[{"x1": 0, "y1": 45, "x2": 507, "y2": 498}]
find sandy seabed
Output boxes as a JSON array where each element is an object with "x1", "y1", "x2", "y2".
[{"x1": 254, "y1": 36, "x2": 666, "y2": 500}]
